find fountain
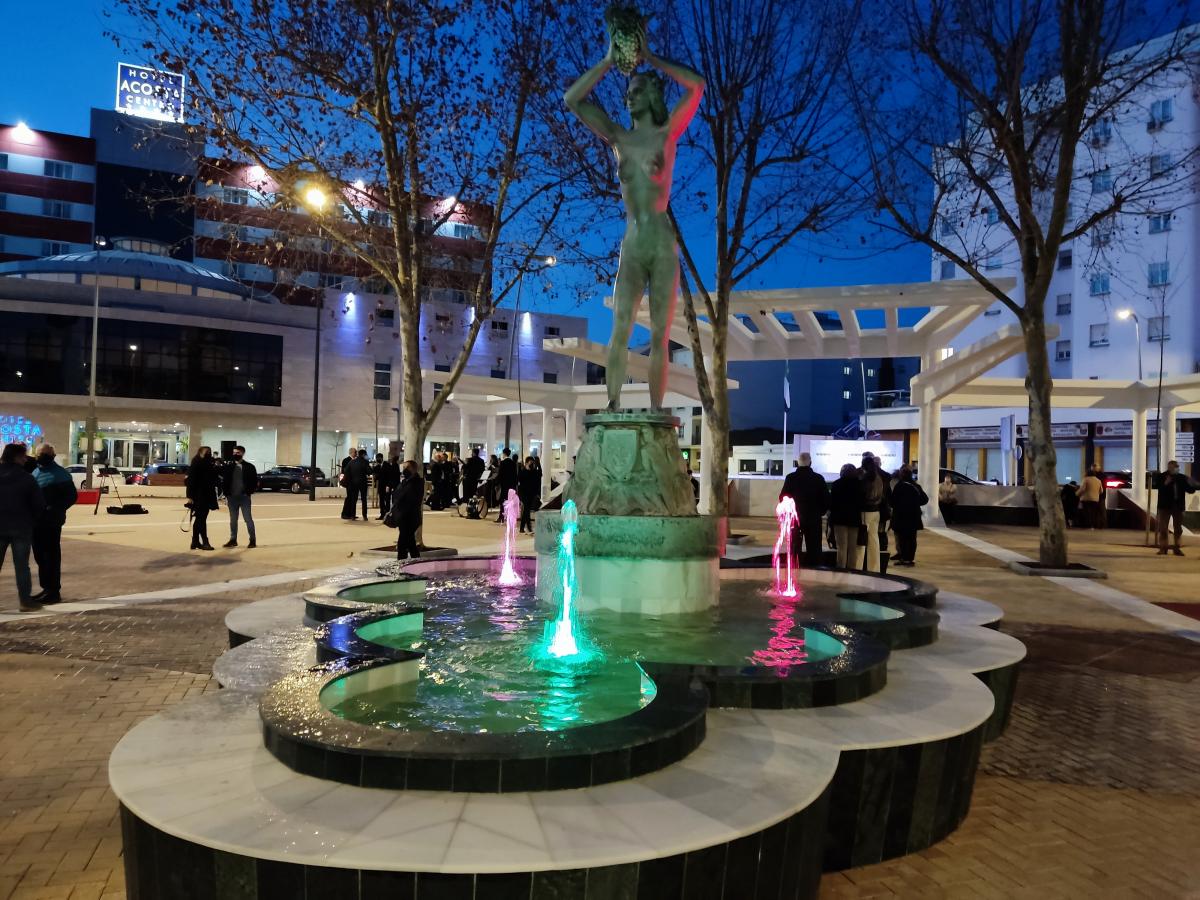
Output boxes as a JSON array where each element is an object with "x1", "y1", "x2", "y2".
[
  {"x1": 773, "y1": 495, "x2": 800, "y2": 597},
  {"x1": 497, "y1": 488, "x2": 523, "y2": 586}
]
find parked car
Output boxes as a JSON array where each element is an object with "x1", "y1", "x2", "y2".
[
  {"x1": 1100, "y1": 470, "x2": 1134, "y2": 489},
  {"x1": 131, "y1": 463, "x2": 189, "y2": 486},
  {"x1": 259, "y1": 465, "x2": 329, "y2": 493},
  {"x1": 65, "y1": 464, "x2": 122, "y2": 489},
  {"x1": 912, "y1": 466, "x2": 984, "y2": 486}
]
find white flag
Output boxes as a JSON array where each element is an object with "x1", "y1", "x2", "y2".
[{"x1": 783, "y1": 375, "x2": 791, "y2": 410}]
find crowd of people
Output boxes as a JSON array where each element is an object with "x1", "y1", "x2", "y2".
[{"x1": 781, "y1": 450, "x2": 930, "y2": 572}]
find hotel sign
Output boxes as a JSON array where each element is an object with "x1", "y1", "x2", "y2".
[
  {"x1": 115, "y1": 63, "x2": 186, "y2": 123},
  {"x1": 0, "y1": 415, "x2": 44, "y2": 447}
]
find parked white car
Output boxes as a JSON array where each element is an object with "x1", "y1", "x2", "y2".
[{"x1": 64, "y1": 465, "x2": 122, "y2": 489}]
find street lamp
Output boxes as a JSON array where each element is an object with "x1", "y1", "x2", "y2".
[
  {"x1": 84, "y1": 235, "x2": 111, "y2": 490},
  {"x1": 1116, "y1": 309, "x2": 1142, "y2": 381},
  {"x1": 304, "y1": 187, "x2": 329, "y2": 501}
]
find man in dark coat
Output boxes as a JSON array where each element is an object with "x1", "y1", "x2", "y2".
[
  {"x1": 1154, "y1": 460, "x2": 1197, "y2": 555},
  {"x1": 461, "y1": 448, "x2": 485, "y2": 501},
  {"x1": 31, "y1": 443, "x2": 76, "y2": 603},
  {"x1": 348, "y1": 449, "x2": 372, "y2": 520},
  {"x1": 428, "y1": 453, "x2": 447, "y2": 510},
  {"x1": 340, "y1": 452, "x2": 357, "y2": 520},
  {"x1": 1, "y1": 443, "x2": 46, "y2": 612},
  {"x1": 889, "y1": 466, "x2": 928, "y2": 566},
  {"x1": 377, "y1": 454, "x2": 400, "y2": 520},
  {"x1": 779, "y1": 452, "x2": 828, "y2": 566},
  {"x1": 392, "y1": 460, "x2": 424, "y2": 559},
  {"x1": 221, "y1": 445, "x2": 259, "y2": 548},
  {"x1": 496, "y1": 448, "x2": 518, "y2": 522}
]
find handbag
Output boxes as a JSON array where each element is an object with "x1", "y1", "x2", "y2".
[{"x1": 856, "y1": 523, "x2": 868, "y2": 546}]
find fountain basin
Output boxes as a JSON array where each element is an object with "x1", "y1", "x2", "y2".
[
  {"x1": 303, "y1": 573, "x2": 427, "y2": 623},
  {"x1": 314, "y1": 606, "x2": 426, "y2": 664}
]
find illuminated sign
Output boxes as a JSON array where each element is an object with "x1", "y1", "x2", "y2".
[
  {"x1": 803, "y1": 438, "x2": 904, "y2": 481},
  {"x1": 115, "y1": 63, "x2": 186, "y2": 124},
  {"x1": 0, "y1": 415, "x2": 44, "y2": 447}
]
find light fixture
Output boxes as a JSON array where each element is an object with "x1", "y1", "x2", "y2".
[
  {"x1": 247, "y1": 164, "x2": 265, "y2": 180},
  {"x1": 128, "y1": 344, "x2": 138, "y2": 351},
  {"x1": 12, "y1": 122, "x2": 35, "y2": 144},
  {"x1": 444, "y1": 195, "x2": 457, "y2": 206},
  {"x1": 544, "y1": 255, "x2": 557, "y2": 267},
  {"x1": 345, "y1": 292, "x2": 356, "y2": 303},
  {"x1": 305, "y1": 187, "x2": 328, "y2": 211},
  {"x1": 15, "y1": 370, "x2": 23, "y2": 377},
  {"x1": 1116, "y1": 308, "x2": 1132, "y2": 320},
  {"x1": 218, "y1": 425, "x2": 223, "y2": 429},
  {"x1": 257, "y1": 426, "x2": 264, "y2": 430},
  {"x1": 233, "y1": 365, "x2": 240, "y2": 371},
  {"x1": 353, "y1": 179, "x2": 366, "y2": 191}
]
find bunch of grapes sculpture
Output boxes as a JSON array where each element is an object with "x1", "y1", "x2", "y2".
[{"x1": 604, "y1": 3, "x2": 648, "y2": 75}]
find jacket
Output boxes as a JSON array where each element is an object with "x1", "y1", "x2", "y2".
[
  {"x1": 33, "y1": 460, "x2": 77, "y2": 527},
  {"x1": 517, "y1": 466, "x2": 542, "y2": 505},
  {"x1": 0, "y1": 462, "x2": 44, "y2": 534},
  {"x1": 379, "y1": 460, "x2": 401, "y2": 489},
  {"x1": 221, "y1": 459, "x2": 259, "y2": 497},
  {"x1": 859, "y1": 466, "x2": 886, "y2": 511},
  {"x1": 1077, "y1": 475, "x2": 1103, "y2": 503},
  {"x1": 186, "y1": 457, "x2": 220, "y2": 510},
  {"x1": 780, "y1": 466, "x2": 828, "y2": 516},
  {"x1": 828, "y1": 475, "x2": 863, "y2": 527},
  {"x1": 349, "y1": 456, "x2": 371, "y2": 487},
  {"x1": 890, "y1": 480, "x2": 928, "y2": 531},
  {"x1": 498, "y1": 456, "x2": 518, "y2": 490},
  {"x1": 1155, "y1": 471, "x2": 1196, "y2": 509},
  {"x1": 462, "y1": 455, "x2": 485, "y2": 485},
  {"x1": 391, "y1": 473, "x2": 424, "y2": 531}
]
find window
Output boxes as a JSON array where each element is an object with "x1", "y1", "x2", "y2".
[
  {"x1": 866, "y1": 368, "x2": 875, "y2": 377},
  {"x1": 1055, "y1": 340, "x2": 1072, "y2": 361},
  {"x1": 42, "y1": 199, "x2": 71, "y2": 219},
  {"x1": 366, "y1": 209, "x2": 391, "y2": 228},
  {"x1": 222, "y1": 187, "x2": 250, "y2": 205},
  {"x1": 1150, "y1": 154, "x2": 1172, "y2": 178},
  {"x1": 1090, "y1": 118, "x2": 1112, "y2": 145},
  {"x1": 0, "y1": 153, "x2": 7, "y2": 170},
  {"x1": 543, "y1": 372, "x2": 558, "y2": 384},
  {"x1": 1058, "y1": 249, "x2": 1072, "y2": 270},
  {"x1": 490, "y1": 368, "x2": 506, "y2": 379},
  {"x1": 984, "y1": 206, "x2": 999, "y2": 225},
  {"x1": 1149, "y1": 97, "x2": 1174, "y2": 128},
  {"x1": 1089, "y1": 323, "x2": 1109, "y2": 347},
  {"x1": 984, "y1": 308, "x2": 1001, "y2": 317},
  {"x1": 317, "y1": 273, "x2": 341, "y2": 289},
  {"x1": 434, "y1": 363, "x2": 451, "y2": 373},
  {"x1": 938, "y1": 217, "x2": 954, "y2": 237},
  {"x1": 939, "y1": 260, "x2": 955, "y2": 280},
  {"x1": 451, "y1": 223, "x2": 478, "y2": 239},
  {"x1": 490, "y1": 319, "x2": 508, "y2": 332},
  {"x1": 0, "y1": 193, "x2": 5, "y2": 211},
  {"x1": 43, "y1": 160, "x2": 74, "y2": 179},
  {"x1": 842, "y1": 390, "x2": 851, "y2": 399},
  {"x1": 1056, "y1": 293, "x2": 1072, "y2": 316},
  {"x1": 544, "y1": 325, "x2": 561, "y2": 337},
  {"x1": 41, "y1": 241, "x2": 69, "y2": 256},
  {"x1": 1148, "y1": 213, "x2": 1171, "y2": 234},
  {"x1": 1089, "y1": 274, "x2": 1110, "y2": 296},
  {"x1": 842, "y1": 365, "x2": 852, "y2": 375},
  {"x1": 1092, "y1": 227, "x2": 1113, "y2": 247},
  {"x1": 985, "y1": 253, "x2": 1002, "y2": 270},
  {"x1": 1091, "y1": 169, "x2": 1112, "y2": 192},
  {"x1": 1149, "y1": 315, "x2": 1170, "y2": 342},
  {"x1": 1148, "y1": 261, "x2": 1170, "y2": 287},
  {"x1": 434, "y1": 313, "x2": 452, "y2": 327},
  {"x1": 373, "y1": 361, "x2": 391, "y2": 401}
]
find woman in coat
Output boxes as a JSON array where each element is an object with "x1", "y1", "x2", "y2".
[
  {"x1": 517, "y1": 457, "x2": 542, "y2": 534},
  {"x1": 186, "y1": 446, "x2": 219, "y2": 551},
  {"x1": 890, "y1": 466, "x2": 929, "y2": 566},
  {"x1": 828, "y1": 464, "x2": 864, "y2": 569}
]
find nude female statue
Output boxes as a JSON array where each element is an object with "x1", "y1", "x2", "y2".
[{"x1": 564, "y1": 29, "x2": 704, "y2": 411}]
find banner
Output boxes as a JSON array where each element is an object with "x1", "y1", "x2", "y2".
[{"x1": 804, "y1": 438, "x2": 904, "y2": 480}]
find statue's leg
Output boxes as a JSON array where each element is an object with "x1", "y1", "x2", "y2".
[
  {"x1": 646, "y1": 248, "x2": 680, "y2": 412},
  {"x1": 607, "y1": 246, "x2": 648, "y2": 411}
]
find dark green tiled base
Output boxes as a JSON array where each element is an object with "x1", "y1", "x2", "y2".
[
  {"x1": 120, "y1": 786, "x2": 832, "y2": 900},
  {"x1": 823, "y1": 724, "x2": 985, "y2": 871},
  {"x1": 974, "y1": 663, "x2": 1020, "y2": 742}
]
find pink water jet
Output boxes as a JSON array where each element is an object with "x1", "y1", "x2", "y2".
[
  {"x1": 772, "y1": 496, "x2": 799, "y2": 597},
  {"x1": 497, "y1": 489, "x2": 523, "y2": 586}
]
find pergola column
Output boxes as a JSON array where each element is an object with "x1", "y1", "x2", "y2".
[
  {"x1": 541, "y1": 408, "x2": 553, "y2": 502},
  {"x1": 1162, "y1": 405, "x2": 1177, "y2": 465},
  {"x1": 565, "y1": 411, "x2": 579, "y2": 467},
  {"x1": 486, "y1": 414, "x2": 497, "y2": 457},
  {"x1": 918, "y1": 395, "x2": 942, "y2": 523},
  {"x1": 1132, "y1": 407, "x2": 1149, "y2": 506},
  {"x1": 457, "y1": 409, "x2": 469, "y2": 457},
  {"x1": 699, "y1": 411, "x2": 714, "y2": 515}
]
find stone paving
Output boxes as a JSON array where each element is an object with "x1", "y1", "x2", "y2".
[{"x1": 0, "y1": 504, "x2": 1198, "y2": 899}]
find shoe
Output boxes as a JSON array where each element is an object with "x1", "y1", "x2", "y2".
[
  {"x1": 341, "y1": 516, "x2": 355, "y2": 521},
  {"x1": 40, "y1": 593, "x2": 62, "y2": 605},
  {"x1": 1173, "y1": 548, "x2": 1184, "y2": 556},
  {"x1": 223, "y1": 540, "x2": 238, "y2": 548},
  {"x1": 248, "y1": 540, "x2": 256, "y2": 548},
  {"x1": 1157, "y1": 548, "x2": 1168, "y2": 555},
  {"x1": 29, "y1": 589, "x2": 46, "y2": 602},
  {"x1": 19, "y1": 602, "x2": 42, "y2": 613},
  {"x1": 201, "y1": 544, "x2": 215, "y2": 551},
  {"x1": 890, "y1": 554, "x2": 903, "y2": 561}
]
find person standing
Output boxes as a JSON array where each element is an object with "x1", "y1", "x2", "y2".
[
  {"x1": 186, "y1": 446, "x2": 219, "y2": 551},
  {"x1": 483, "y1": 454, "x2": 500, "y2": 507},
  {"x1": 517, "y1": 456, "x2": 542, "y2": 534},
  {"x1": 1154, "y1": 460, "x2": 1196, "y2": 556},
  {"x1": 497, "y1": 448, "x2": 518, "y2": 522},
  {"x1": 858, "y1": 453, "x2": 886, "y2": 573},
  {"x1": 222, "y1": 445, "x2": 259, "y2": 548},
  {"x1": 1076, "y1": 467, "x2": 1104, "y2": 530},
  {"x1": 377, "y1": 454, "x2": 400, "y2": 520},
  {"x1": 428, "y1": 452, "x2": 446, "y2": 510},
  {"x1": 938, "y1": 475, "x2": 958, "y2": 525},
  {"x1": 461, "y1": 448, "x2": 485, "y2": 501},
  {"x1": 1060, "y1": 480, "x2": 1080, "y2": 528},
  {"x1": 392, "y1": 460, "x2": 424, "y2": 560},
  {"x1": 1, "y1": 443, "x2": 45, "y2": 612},
  {"x1": 31, "y1": 444, "x2": 76, "y2": 604},
  {"x1": 349, "y1": 449, "x2": 371, "y2": 520},
  {"x1": 779, "y1": 453, "x2": 828, "y2": 566},
  {"x1": 340, "y1": 451, "x2": 358, "y2": 520},
  {"x1": 890, "y1": 467, "x2": 929, "y2": 566},
  {"x1": 828, "y1": 464, "x2": 863, "y2": 570}
]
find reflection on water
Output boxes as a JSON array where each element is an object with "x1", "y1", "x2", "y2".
[{"x1": 326, "y1": 565, "x2": 883, "y2": 734}]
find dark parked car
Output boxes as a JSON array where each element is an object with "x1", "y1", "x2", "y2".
[
  {"x1": 259, "y1": 465, "x2": 329, "y2": 493},
  {"x1": 131, "y1": 463, "x2": 189, "y2": 486},
  {"x1": 1100, "y1": 470, "x2": 1133, "y2": 489}
]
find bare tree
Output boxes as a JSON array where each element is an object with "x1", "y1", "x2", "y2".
[
  {"x1": 847, "y1": 0, "x2": 1198, "y2": 565},
  {"x1": 114, "y1": 0, "x2": 585, "y2": 450}
]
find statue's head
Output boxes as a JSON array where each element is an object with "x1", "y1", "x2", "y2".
[{"x1": 626, "y1": 72, "x2": 668, "y2": 126}]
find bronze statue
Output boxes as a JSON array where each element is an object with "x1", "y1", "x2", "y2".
[{"x1": 564, "y1": 9, "x2": 705, "y2": 411}]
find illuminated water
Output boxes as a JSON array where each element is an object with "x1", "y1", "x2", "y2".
[
  {"x1": 497, "y1": 490, "x2": 523, "y2": 587},
  {"x1": 325, "y1": 565, "x2": 896, "y2": 734},
  {"x1": 773, "y1": 496, "x2": 799, "y2": 597}
]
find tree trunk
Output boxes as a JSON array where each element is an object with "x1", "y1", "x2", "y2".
[
  {"x1": 1023, "y1": 311, "x2": 1069, "y2": 566},
  {"x1": 399, "y1": 297, "x2": 425, "y2": 461},
  {"x1": 707, "y1": 381, "x2": 731, "y2": 519}
]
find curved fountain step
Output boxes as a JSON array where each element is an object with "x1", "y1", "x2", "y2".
[
  {"x1": 212, "y1": 626, "x2": 316, "y2": 694},
  {"x1": 225, "y1": 595, "x2": 306, "y2": 647},
  {"x1": 934, "y1": 591, "x2": 1004, "y2": 628}
]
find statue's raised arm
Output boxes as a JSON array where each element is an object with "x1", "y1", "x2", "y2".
[
  {"x1": 639, "y1": 43, "x2": 704, "y2": 140},
  {"x1": 563, "y1": 42, "x2": 622, "y2": 145}
]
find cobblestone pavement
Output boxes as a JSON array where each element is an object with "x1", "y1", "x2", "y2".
[{"x1": 1, "y1": 523, "x2": 1198, "y2": 899}]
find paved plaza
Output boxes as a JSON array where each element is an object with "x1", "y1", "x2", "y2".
[{"x1": 0, "y1": 498, "x2": 1198, "y2": 898}]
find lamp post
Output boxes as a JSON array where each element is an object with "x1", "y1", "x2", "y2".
[
  {"x1": 506, "y1": 253, "x2": 557, "y2": 457},
  {"x1": 1116, "y1": 308, "x2": 1142, "y2": 381},
  {"x1": 304, "y1": 187, "x2": 328, "y2": 501},
  {"x1": 84, "y1": 235, "x2": 110, "y2": 490}
]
